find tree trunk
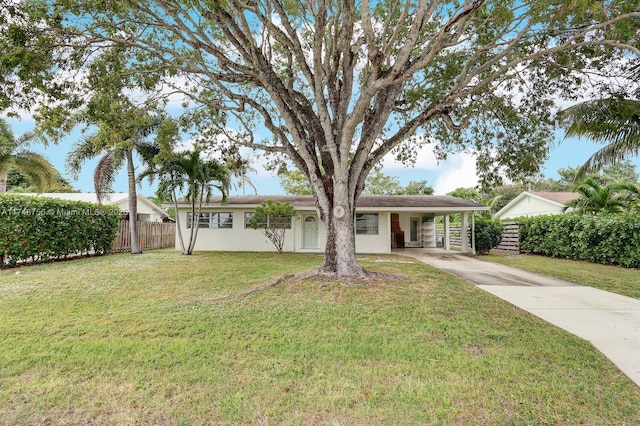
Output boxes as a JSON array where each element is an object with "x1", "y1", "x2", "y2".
[
  {"x1": 0, "y1": 170, "x2": 7, "y2": 193},
  {"x1": 172, "y1": 189, "x2": 187, "y2": 254},
  {"x1": 317, "y1": 179, "x2": 366, "y2": 277},
  {"x1": 126, "y1": 150, "x2": 141, "y2": 254}
]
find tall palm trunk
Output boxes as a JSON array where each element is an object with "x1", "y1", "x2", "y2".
[
  {"x1": 172, "y1": 189, "x2": 187, "y2": 254},
  {"x1": 0, "y1": 170, "x2": 7, "y2": 193},
  {"x1": 126, "y1": 150, "x2": 141, "y2": 254}
]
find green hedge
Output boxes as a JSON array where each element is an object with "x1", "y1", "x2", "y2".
[
  {"x1": 468, "y1": 217, "x2": 504, "y2": 255},
  {"x1": 0, "y1": 194, "x2": 120, "y2": 267},
  {"x1": 519, "y1": 213, "x2": 640, "y2": 268}
]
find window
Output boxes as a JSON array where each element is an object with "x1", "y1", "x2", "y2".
[
  {"x1": 356, "y1": 213, "x2": 378, "y2": 235},
  {"x1": 211, "y1": 212, "x2": 233, "y2": 228},
  {"x1": 186, "y1": 212, "x2": 233, "y2": 228},
  {"x1": 186, "y1": 212, "x2": 211, "y2": 229},
  {"x1": 245, "y1": 211, "x2": 291, "y2": 229},
  {"x1": 244, "y1": 212, "x2": 254, "y2": 228}
]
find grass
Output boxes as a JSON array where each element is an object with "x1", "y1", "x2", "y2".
[
  {"x1": 484, "y1": 252, "x2": 640, "y2": 300},
  {"x1": 1, "y1": 250, "x2": 639, "y2": 425}
]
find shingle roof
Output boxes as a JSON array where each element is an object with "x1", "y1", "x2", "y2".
[
  {"x1": 528, "y1": 191, "x2": 580, "y2": 205},
  {"x1": 178, "y1": 195, "x2": 488, "y2": 210},
  {"x1": 18, "y1": 192, "x2": 129, "y2": 204}
]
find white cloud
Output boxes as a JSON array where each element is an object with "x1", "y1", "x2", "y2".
[{"x1": 432, "y1": 152, "x2": 478, "y2": 194}]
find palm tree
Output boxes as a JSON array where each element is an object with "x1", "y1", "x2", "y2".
[
  {"x1": 559, "y1": 65, "x2": 640, "y2": 178},
  {"x1": 0, "y1": 119, "x2": 58, "y2": 193},
  {"x1": 564, "y1": 178, "x2": 639, "y2": 214},
  {"x1": 140, "y1": 149, "x2": 230, "y2": 255},
  {"x1": 66, "y1": 118, "x2": 162, "y2": 254}
]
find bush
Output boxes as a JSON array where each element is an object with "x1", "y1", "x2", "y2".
[
  {"x1": 0, "y1": 194, "x2": 120, "y2": 267},
  {"x1": 249, "y1": 200, "x2": 297, "y2": 254},
  {"x1": 519, "y1": 213, "x2": 640, "y2": 268},
  {"x1": 469, "y1": 218, "x2": 503, "y2": 255}
]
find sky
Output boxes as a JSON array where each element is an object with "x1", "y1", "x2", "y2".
[{"x1": 5, "y1": 114, "x2": 639, "y2": 198}]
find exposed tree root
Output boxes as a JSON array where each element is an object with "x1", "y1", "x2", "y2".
[
  {"x1": 178, "y1": 267, "x2": 406, "y2": 307},
  {"x1": 300, "y1": 267, "x2": 405, "y2": 287},
  {"x1": 177, "y1": 273, "x2": 296, "y2": 306}
]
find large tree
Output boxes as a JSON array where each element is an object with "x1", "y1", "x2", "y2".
[
  {"x1": 22, "y1": 0, "x2": 640, "y2": 275},
  {"x1": 66, "y1": 106, "x2": 164, "y2": 254}
]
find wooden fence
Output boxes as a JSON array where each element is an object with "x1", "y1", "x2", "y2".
[
  {"x1": 494, "y1": 221, "x2": 521, "y2": 253},
  {"x1": 436, "y1": 221, "x2": 521, "y2": 253},
  {"x1": 112, "y1": 220, "x2": 175, "y2": 253}
]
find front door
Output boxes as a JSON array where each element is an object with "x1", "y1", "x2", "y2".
[
  {"x1": 409, "y1": 218, "x2": 420, "y2": 246},
  {"x1": 303, "y1": 214, "x2": 318, "y2": 248}
]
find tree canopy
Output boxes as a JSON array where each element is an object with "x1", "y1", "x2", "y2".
[{"x1": 7, "y1": 0, "x2": 640, "y2": 275}]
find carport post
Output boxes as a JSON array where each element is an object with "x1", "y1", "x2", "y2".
[
  {"x1": 443, "y1": 215, "x2": 450, "y2": 250},
  {"x1": 460, "y1": 211, "x2": 469, "y2": 253},
  {"x1": 471, "y1": 211, "x2": 476, "y2": 255}
]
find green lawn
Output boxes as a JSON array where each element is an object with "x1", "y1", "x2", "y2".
[
  {"x1": 1, "y1": 250, "x2": 639, "y2": 424},
  {"x1": 484, "y1": 252, "x2": 640, "y2": 300}
]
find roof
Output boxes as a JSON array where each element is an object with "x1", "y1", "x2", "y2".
[
  {"x1": 527, "y1": 191, "x2": 580, "y2": 205},
  {"x1": 493, "y1": 191, "x2": 580, "y2": 219},
  {"x1": 175, "y1": 195, "x2": 489, "y2": 212},
  {"x1": 19, "y1": 192, "x2": 130, "y2": 204}
]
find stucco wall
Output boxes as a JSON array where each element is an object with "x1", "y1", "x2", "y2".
[
  {"x1": 496, "y1": 195, "x2": 564, "y2": 219},
  {"x1": 175, "y1": 208, "x2": 392, "y2": 254}
]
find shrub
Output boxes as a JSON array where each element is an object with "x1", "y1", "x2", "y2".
[
  {"x1": 0, "y1": 194, "x2": 120, "y2": 267},
  {"x1": 519, "y1": 213, "x2": 640, "y2": 268},
  {"x1": 249, "y1": 200, "x2": 297, "y2": 254},
  {"x1": 469, "y1": 217, "x2": 503, "y2": 255}
]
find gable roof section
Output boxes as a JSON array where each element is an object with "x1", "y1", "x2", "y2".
[
  {"x1": 494, "y1": 191, "x2": 580, "y2": 219},
  {"x1": 175, "y1": 195, "x2": 488, "y2": 212},
  {"x1": 527, "y1": 191, "x2": 580, "y2": 205}
]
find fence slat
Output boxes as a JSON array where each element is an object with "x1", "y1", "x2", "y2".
[
  {"x1": 112, "y1": 220, "x2": 175, "y2": 253},
  {"x1": 495, "y1": 221, "x2": 521, "y2": 253}
]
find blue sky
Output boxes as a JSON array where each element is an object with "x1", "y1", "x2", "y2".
[{"x1": 4, "y1": 115, "x2": 639, "y2": 197}]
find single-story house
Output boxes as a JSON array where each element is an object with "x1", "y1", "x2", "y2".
[
  {"x1": 493, "y1": 191, "x2": 580, "y2": 220},
  {"x1": 174, "y1": 195, "x2": 489, "y2": 254},
  {"x1": 20, "y1": 192, "x2": 171, "y2": 222}
]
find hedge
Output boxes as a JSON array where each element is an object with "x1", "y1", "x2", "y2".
[
  {"x1": 0, "y1": 194, "x2": 120, "y2": 267},
  {"x1": 519, "y1": 213, "x2": 640, "y2": 268}
]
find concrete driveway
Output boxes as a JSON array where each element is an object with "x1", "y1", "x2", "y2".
[{"x1": 400, "y1": 248, "x2": 640, "y2": 388}]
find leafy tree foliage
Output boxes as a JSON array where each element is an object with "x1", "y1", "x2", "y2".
[
  {"x1": 11, "y1": 0, "x2": 640, "y2": 275},
  {"x1": 249, "y1": 200, "x2": 297, "y2": 254},
  {"x1": 279, "y1": 169, "x2": 433, "y2": 196},
  {"x1": 364, "y1": 171, "x2": 433, "y2": 195}
]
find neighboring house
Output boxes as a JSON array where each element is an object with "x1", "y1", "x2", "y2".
[
  {"x1": 20, "y1": 193, "x2": 171, "y2": 222},
  {"x1": 493, "y1": 191, "x2": 580, "y2": 220},
  {"x1": 174, "y1": 195, "x2": 489, "y2": 254}
]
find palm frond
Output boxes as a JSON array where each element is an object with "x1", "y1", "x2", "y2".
[
  {"x1": 66, "y1": 136, "x2": 102, "y2": 178},
  {"x1": 94, "y1": 149, "x2": 125, "y2": 203},
  {"x1": 12, "y1": 151, "x2": 59, "y2": 192}
]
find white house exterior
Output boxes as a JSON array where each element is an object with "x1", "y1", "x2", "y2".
[
  {"x1": 174, "y1": 195, "x2": 489, "y2": 254},
  {"x1": 493, "y1": 191, "x2": 580, "y2": 220},
  {"x1": 20, "y1": 192, "x2": 170, "y2": 222}
]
